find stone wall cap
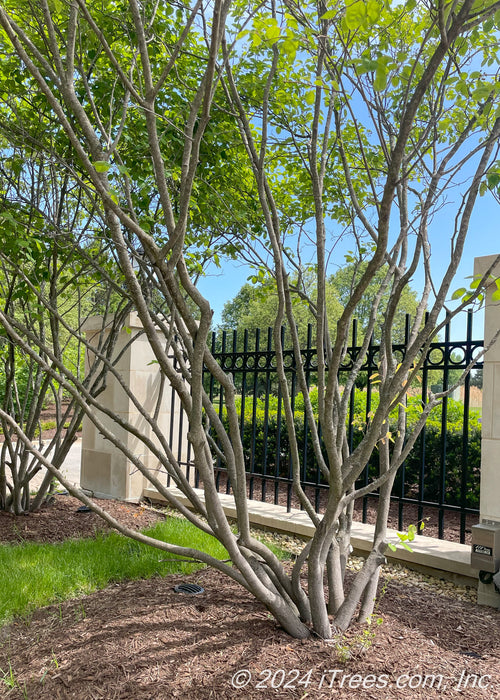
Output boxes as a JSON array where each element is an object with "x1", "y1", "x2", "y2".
[
  {"x1": 81, "y1": 312, "x2": 143, "y2": 333},
  {"x1": 474, "y1": 254, "x2": 500, "y2": 280}
]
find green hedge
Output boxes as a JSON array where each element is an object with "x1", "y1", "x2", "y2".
[{"x1": 220, "y1": 390, "x2": 481, "y2": 509}]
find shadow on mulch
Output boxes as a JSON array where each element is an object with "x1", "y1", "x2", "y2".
[
  {"x1": 0, "y1": 567, "x2": 499, "y2": 699},
  {"x1": 0, "y1": 495, "x2": 498, "y2": 699},
  {"x1": 0, "y1": 495, "x2": 165, "y2": 545}
]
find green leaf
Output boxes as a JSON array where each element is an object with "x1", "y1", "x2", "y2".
[
  {"x1": 484, "y1": 17, "x2": 494, "y2": 32},
  {"x1": 282, "y1": 38, "x2": 297, "y2": 62},
  {"x1": 472, "y1": 84, "x2": 493, "y2": 101},
  {"x1": 373, "y1": 55, "x2": 391, "y2": 92},
  {"x1": 345, "y1": 0, "x2": 367, "y2": 30},
  {"x1": 387, "y1": 543, "x2": 397, "y2": 552},
  {"x1": 492, "y1": 289, "x2": 500, "y2": 301},
  {"x1": 487, "y1": 172, "x2": 500, "y2": 188},
  {"x1": 251, "y1": 33, "x2": 262, "y2": 48},
  {"x1": 373, "y1": 68, "x2": 388, "y2": 91},
  {"x1": 48, "y1": 0, "x2": 64, "y2": 13},
  {"x1": 94, "y1": 161, "x2": 111, "y2": 173},
  {"x1": 366, "y1": 0, "x2": 381, "y2": 23},
  {"x1": 401, "y1": 543, "x2": 413, "y2": 553},
  {"x1": 357, "y1": 57, "x2": 378, "y2": 73},
  {"x1": 265, "y1": 24, "x2": 281, "y2": 43},
  {"x1": 452, "y1": 287, "x2": 467, "y2": 300},
  {"x1": 305, "y1": 90, "x2": 316, "y2": 105}
]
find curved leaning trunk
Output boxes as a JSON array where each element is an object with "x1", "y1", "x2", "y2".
[{"x1": 0, "y1": 0, "x2": 498, "y2": 642}]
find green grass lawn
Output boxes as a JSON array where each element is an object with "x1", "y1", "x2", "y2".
[{"x1": 0, "y1": 517, "x2": 230, "y2": 627}]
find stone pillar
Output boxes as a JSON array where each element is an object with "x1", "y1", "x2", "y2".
[
  {"x1": 80, "y1": 313, "x2": 189, "y2": 502},
  {"x1": 474, "y1": 255, "x2": 500, "y2": 609}
]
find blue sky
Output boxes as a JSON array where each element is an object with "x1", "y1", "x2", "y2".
[
  {"x1": 198, "y1": 189, "x2": 498, "y2": 342},
  {"x1": 196, "y1": 9, "x2": 500, "y2": 343}
]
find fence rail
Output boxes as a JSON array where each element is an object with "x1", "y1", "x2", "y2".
[{"x1": 188, "y1": 312, "x2": 483, "y2": 544}]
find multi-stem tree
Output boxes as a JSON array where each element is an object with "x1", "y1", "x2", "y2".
[
  {"x1": 0, "y1": 0, "x2": 499, "y2": 637},
  {"x1": 0, "y1": 146, "x2": 133, "y2": 513}
]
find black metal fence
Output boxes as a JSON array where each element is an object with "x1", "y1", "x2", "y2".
[{"x1": 199, "y1": 311, "x2": 483, "y2": 544}]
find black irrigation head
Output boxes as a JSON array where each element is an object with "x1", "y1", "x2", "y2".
[{"x1": 173, "y1": 583, "x2": 204, "y2": 595}]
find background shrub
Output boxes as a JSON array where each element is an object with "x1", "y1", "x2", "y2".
[{"x1": 219, "y1": 391, "x2": 481, "y2": 509}]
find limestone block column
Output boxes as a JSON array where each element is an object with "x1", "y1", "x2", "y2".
[
  {"x1": 474, "y1": 255, "x2": 500, "y2": 609},
  {"x1": 80, "y1": 313, "x2": 189, "y2": 502}
]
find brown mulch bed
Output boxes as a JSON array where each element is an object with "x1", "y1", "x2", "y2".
[
  {"x1": 1, "y1": 496, "x2": 499, "y2": 698},
  {"x1": 0, "y1": 495, "x2": 163, "y2": 545},
  {"x1": 1, "y1": 568, "x2": 499, "y2": 700}
]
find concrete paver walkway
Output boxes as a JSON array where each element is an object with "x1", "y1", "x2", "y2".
[{"x1": 28, "y1": 439, "x2": 82, "y2": 491}]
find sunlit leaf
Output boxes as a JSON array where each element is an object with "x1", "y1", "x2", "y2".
[
  {"x1": 345, "y1": 0, "x2": 367, "y2": 30},
  {"x1": 305, "y1": 90, "x2": 316, "y2": 105},
  {"x1": 94, "y1": 161, "x2": 110, "y2": 173}
]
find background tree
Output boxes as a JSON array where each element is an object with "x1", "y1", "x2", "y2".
[
  {"x1": 329, "y1": 262, "x2": 420, "y2": 343},
  {"x1": 470, "y1": 368, "x2": 483, "y2": 389},
  {"x1": 220, "y1": 262, "x2": 419, "y2": 344},
  {"x1": 0, "y1": 0, "x2": 499, "y2": 640},
  {"x1": 0, "y1": 143, "x2": 132, "y2": 513},
  {"x1": 219, "y1": 273, "x2": 343, "y2": 344}
]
